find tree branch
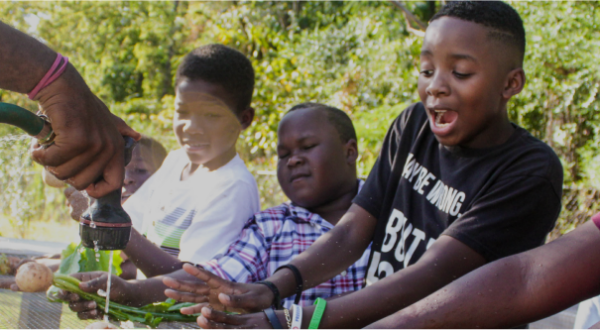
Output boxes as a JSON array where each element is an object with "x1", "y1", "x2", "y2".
[{"x1": 389, "y1": 1, "x2": 427, "y2": 37}]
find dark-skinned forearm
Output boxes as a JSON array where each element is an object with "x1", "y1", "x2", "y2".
[
  {"x1": 295, "y1": 235, "x2": 485, "y2": 329},
  {"x1": 124, "y1": 229, "x2": 183, "y2": 278},
  {"x1": 268, "y1": 204, "x2": 376, "y2": 299},
  {"x1": 125, "y1": 269, "x2": 199, "y2": 307},
  {"x1": 370, "y1": 221, "x2": 600, "y2": 329},
  {"x1": 0, "y1": 21, "x2": 55, "y2": 93}
]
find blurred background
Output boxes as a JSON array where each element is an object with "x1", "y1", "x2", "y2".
[{"x1": 0, "y1": 1, "x2": 599, "y2": 243}]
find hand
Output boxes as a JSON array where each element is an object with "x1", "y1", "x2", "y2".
[
  {"x1": 166, "y1": 263, "x2": 274, "y2": 313},
  {"x1": 30, "y1": 64, "x2": 141, "y2": 198},
  {"x1": 57, "y1": 271, "x2": 134, "y2": 320},
  {"x1": 197, "y1": 307, "x2": 274, "y2": 329},
  {"x1": 163, "y1": 269, "x2": 211, "y2": 315},
  {"x1": 64, "y1": 186, "x2": 92, "y2": 221}
]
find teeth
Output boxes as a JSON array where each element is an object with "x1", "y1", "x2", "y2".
[{"x1": 434, "y1": 110, "x2": 448, "y2": 127}]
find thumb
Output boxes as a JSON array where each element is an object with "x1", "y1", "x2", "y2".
[
  {"x1": 80, "y1": 276, "x2": 106, "y2": 293},
  {"x1": 111, "y1": 115, "x2": 141, "y2": 141}
]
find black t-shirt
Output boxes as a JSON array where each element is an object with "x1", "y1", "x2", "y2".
[{"x1": 353, "y1": 102, "x2": 563, "y2": 285}]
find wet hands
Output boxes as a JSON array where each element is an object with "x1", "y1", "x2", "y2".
[
  {"x1": 59, "y1": 271, "x2": 134, "y2": 320},
  {"x1": 30, "y1": 65, "x2": 140, "y2": 198},
  {"x1": 163, "y1": 263, "x2": 274, "y2": 314},
  {"x1": 197, "y1": 307, "x2": 274, "y2": 329}
]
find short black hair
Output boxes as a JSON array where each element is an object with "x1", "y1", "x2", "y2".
[
  {"x1": 430, "y1": 1, "x2": 525, "y2": 63},
  {"x1": 287, "y1": 102, "x2": 357, "y2": 143},
  {"x1": 175, "y1": 44, "x2": 255, "y2": 114}
]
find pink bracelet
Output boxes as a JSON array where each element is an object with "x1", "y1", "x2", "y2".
[{"x1": 28, "y1": 53, "x2": 69, "y2": 100}]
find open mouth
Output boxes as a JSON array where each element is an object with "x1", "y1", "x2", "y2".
[{"x1": 429, "y1": 108, "x2": 458, "y2": 132}]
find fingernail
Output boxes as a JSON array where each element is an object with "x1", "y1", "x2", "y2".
[
  {"x1": 87, "y1": 301, "x2": 96, "y2": 309},
  {"x1": 90, "y1": 310, "x2": 97, "y2": 316}
]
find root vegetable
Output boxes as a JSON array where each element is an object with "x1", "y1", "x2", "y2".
[
  {"x1": 85, "y1": 321, "x2": 118, "y2": 329},
  {"x1": 42, "y1": 168, "x2": 66, "y2": 188},
  {"x1": 15, "y1": 262, "x2": 53, "y2": 292}
]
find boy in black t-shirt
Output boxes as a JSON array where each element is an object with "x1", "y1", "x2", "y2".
[{"x1": 174, "y1": 2, "x2": 563, "y2": 329}]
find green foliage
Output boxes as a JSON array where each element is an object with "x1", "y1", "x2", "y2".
[
  {"x1": 1, "y1": 1, "x2": 600, "y2": 235},
  {"x1": 49, "y1": 275, "x2": 197, "y2": 327},
  {"x1": 56, "y1": 242, "x2": 123, "y2": 276}
]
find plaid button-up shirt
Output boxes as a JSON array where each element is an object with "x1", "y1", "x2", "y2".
[{"x1": 199, "y1": 181, "x2": 370, "y2": 308}]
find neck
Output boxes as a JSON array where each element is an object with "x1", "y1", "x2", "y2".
[
  {"x1": 460, "y1": 112, "x2": 514, "y2": 150},
  {"x1": 181, "y1": 147, "x2": 237, "y2": 180},
  {"x1": 309, "y1": 179, "x2": 358, "y2": 226}
]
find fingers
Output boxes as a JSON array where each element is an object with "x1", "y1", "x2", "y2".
[
  {"x1": 10, "y1": 283, "x2": 19, "y2": 291},
  {"x1": 180, "y1": 303, "x2": 210, "y2": 315},
  {"x1": 77, "y1": 309, "x2": 103, "y2": 320},
  {"x1": 163, "y1": 277, "x2": 210, "y2": 295},
  {"x1": 165, "y1": 289, "x2": 210, "y2": 304},
  {"x1": 197, "y1": 307, "x2": 244, "y2": 329},
  {"x1": 68, "y1": 300, "x2": 97, "y2": 313},
  {"x1": 85, "y1": 151, "x2": 124, "y2": 198},
  {"x1": 79, "y1": 274, "x2": 108, "y2": 293}
]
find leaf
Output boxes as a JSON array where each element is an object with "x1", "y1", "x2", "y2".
[
  {"x1": 166, "y1": 302, "x2": 196, "y2": 312},
  {"x1": 139, "y1": 299, "x2": 176, "y2": 313},
  {"x1": 57, "y1": 243, "x2": 83, "y2": 276}
]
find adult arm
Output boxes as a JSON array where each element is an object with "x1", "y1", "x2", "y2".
[
  {"x1": 0, "y1": 21, "x2": 140, "y2": 197},
  {"x1": 368, "y1": 221, "x2": 600, "y2": 329}
]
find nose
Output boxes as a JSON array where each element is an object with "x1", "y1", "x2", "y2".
[
  {"x1": 123, "y1": 169, "x2": 134, "y2": 185},
  {"x1": 426, "y1": 72, "x2": 450, "y2": 97},
  {"x1": 287, "y1": 154, "x2": 305, "y2": 168},
  {"x1": 182, "y1": 115, "x2": 205, "y2": 134}
]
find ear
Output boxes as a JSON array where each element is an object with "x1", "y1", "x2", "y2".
[
  {"x1": 502, "y1": 68, "x2": 526, "y2": 100},
  {"x1": 344, "y1": 138, "x2": 358, "y2": 165},
  {"x1": 238, "y1": 107, "x2": 255, "y2": 130}
]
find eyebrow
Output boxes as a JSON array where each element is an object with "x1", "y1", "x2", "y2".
[{"x1": 420, "y1": 50, "x2": 478, "y2": 63}]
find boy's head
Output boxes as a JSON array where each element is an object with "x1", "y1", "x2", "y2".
[
  {"x1": 174, "y1": 44, "x2": 255, "y2": 168},
  {"x1": 277, "y1": 102, "x2": 358, "y2": 209},
  {"x1": 419, "y1": 1, "x2": 526, "y2": 148},
  {"x1": 122, "y1": 135, "x2": 167, "y2": 203}
]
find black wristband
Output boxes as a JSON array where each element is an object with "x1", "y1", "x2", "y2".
[
  {"x1": 257, "y1": 281, "x2": 282, "y2": 309},
  {"x1": 263, "y1": 307, "x2": 284, "y2": 329},
  {"x1": 275, "y1": 264, "x2": 303, "y2": 305}
]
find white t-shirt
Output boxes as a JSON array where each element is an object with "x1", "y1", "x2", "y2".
[{"x1": 123, "y1": 149, "x2": 260, "y2": 264}]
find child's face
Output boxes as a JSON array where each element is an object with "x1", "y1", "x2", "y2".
[
  {"x1": 174, "y1": 78, "x2": 242, "y2": 167},
  {"x1": 418, "y1": 17, "x2": 515, "y2": 148},
  {"x1": 276, "y1": 108, "x2": 356, "y2": 209},
  {"x1": 122, "y1": 146, "x2": 155, "y2": 203}
]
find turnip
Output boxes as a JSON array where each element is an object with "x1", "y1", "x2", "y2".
[
  {"x1": 85, "y1": 321, "x2": 118, "y2": 329},
  {"x1": 15, "y1": 262, "x2": 53, "y2": 292}
]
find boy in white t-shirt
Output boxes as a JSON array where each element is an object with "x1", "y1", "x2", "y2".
[
  {"x1": 58, "y1": 44, "x2": 260, "y2": 313},
  {"x1": 123, "y1": 44, "x2": 260, "y2": 270}
]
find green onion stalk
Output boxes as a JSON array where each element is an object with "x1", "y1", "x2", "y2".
[{"x1": 50, "y1": 274, "x2": 198, "y2": 327}]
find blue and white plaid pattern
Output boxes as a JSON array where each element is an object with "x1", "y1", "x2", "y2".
[{"x1": 199, "y1": 181, "x2": 370, "y2": 308}]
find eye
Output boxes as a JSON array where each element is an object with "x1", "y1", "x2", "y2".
[
  {"x1": 420, "y1": 69, "x2": 433, "y2": 77},
  {"x1": 278, "y1": 153, "x2": 289, "y2": 160},
  {"x1": 206, "y1": 113, "x2": 221, "y2": 118},
  {"x1": 453, "y1": 71, "x2": 472, "y2": 79},
  {"x1": 303, "y1": 144, "x2": 316, "y2": 150},
  {"x1": 135, "y1": 168, "x2": 148, "y2": 174}
]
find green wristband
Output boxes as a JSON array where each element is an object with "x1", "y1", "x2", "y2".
[{"x1": 308, "y1": 298, "x2": 327, "y2": 329}]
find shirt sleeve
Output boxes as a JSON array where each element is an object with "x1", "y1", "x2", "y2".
[
  {"x1": 353, "y1": 104, "x2": 419, "y2": 219},
  {"x1": 443, "y1": 175, "x2": 561, "y2": 261},
  {"x1": 198, "y1": 215, "x2": 270, "y2": 283},
  {"x1": 178, "y1": 180, "x2": 261, "y2": 264}
]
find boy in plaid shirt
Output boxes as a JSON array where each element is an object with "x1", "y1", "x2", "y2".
[
  {"x1": 162, "y1": 102, "x2": 370, "y2": 311},
  {"x1": 65, "y1": 102, "x2": 370, "y2": 318}
]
